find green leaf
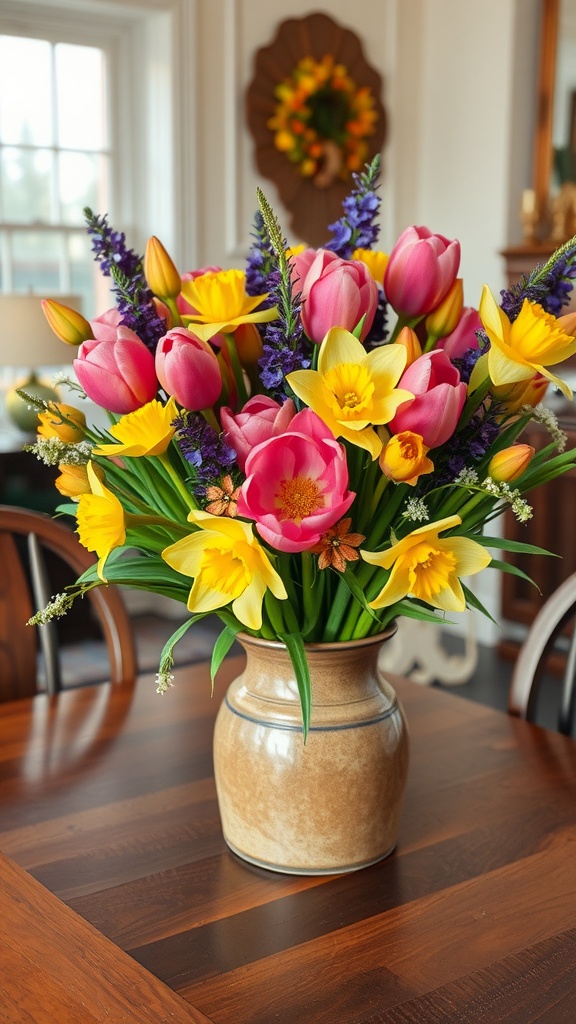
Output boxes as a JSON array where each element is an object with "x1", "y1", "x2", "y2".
[
  {"x1": 390, "y1": 599, "x2": 447, "y2": 625},
  {"x1": 211, "y1": 624, "x2": 240, "y2": 694},
  {"x1": 461, "y1": 584, "x2": 498, "y2": 624},
  {"x1": 278, "y1": 631, "x2": 311, "y2": 741},
  {"x1": 474, "y1": 535, "x2": 558, "y2": 557},
  {"x1": 339, "y1": 569, "x2": 380, "y2": 622},
  {"x1": 487, "y1": 557, "x2": 540, "y2": 588},
  {"x1": 158, "y1": 615, "x2": 203, "y2": 675}
]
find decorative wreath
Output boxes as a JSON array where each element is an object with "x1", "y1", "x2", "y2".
[
  {"x1": 246, "y1": 13, "x2": 386, "y2": 246},
  {"x1": 269, "y1": 54, "x2": 380, "y2": 187}
]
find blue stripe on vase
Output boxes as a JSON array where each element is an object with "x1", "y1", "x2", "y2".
[{"x1": 223, "y1": 694, "x2": 399, "y2": 732}]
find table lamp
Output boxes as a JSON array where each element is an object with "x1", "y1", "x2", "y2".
[{"x1": 0, "y1": 293, "x2": 83, "y2": 433}]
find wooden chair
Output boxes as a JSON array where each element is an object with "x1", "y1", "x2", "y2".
[
  {"x1": 0, "y1": 505, "x2": 137, "y2": 701},
  {"x1": 508, "y1": 571, "x2": 576, "y2": 735}
]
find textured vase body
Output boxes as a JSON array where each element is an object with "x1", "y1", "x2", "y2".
[{"x1": 213, "y1": 629, "x2": 409, "y2": 875}]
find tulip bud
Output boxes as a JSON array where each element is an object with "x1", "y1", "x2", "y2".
[
  {"x1": 379, "y1": 431, "x2": 434, "y2": 486},
  {"x1": 557, "y1": 311, "x2": 576, "y2": 337},
  {"x1": 234, "y1": 322, "x2": 263, "y2": 370},
  {"x1": 491, "y1": 373, "x2": 549, "y2": 415},
  {"x1": 55, "y1": 461, "x2": 104, "y2": 499},
  {"x1": 144, "y1": 236, "x2": 182, "y2": 299},
  {"x1": 488, "y1": 444, "x2": 535, "y2": 482},
  {"x1": 394, "y1": 326, "x2": 422, "y2": 367},
  {"x1": 152, "y1": 296, "x2": 174, "y2": 329},
  {"x1": 37, "y1": 402, "x2": 86, "y2": 443},
  {"x1": 384, "y1": 225, "x2": 461, "y2": 318},
  {"x1": 425, "y1": 278, "x2": 464, "y2": 341},
  {"x1": 155, "y1": 328, "x2": 222, "y2": 410},
  {"x1": 41, "y1": 299, "x2": 93, "y2": 346}
]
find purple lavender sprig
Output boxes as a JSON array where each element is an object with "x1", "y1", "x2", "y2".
[
  {"x1": 84, "y1": 207, "x2": 167, "y2": 352},
  {"x1": 325, "y1": 155, "x2": 381, "y2": 258},
  {"x1": 245, "y1": 210, "x2": 280, "y2": 306},
  {"x1": 500, "y1": 234, "x2": 576, "y2": 321},
  {"x1": 255, "y1": 189, "x2": 311, "y2": 401},
  {"x1": 173, "y1": 412, "x2": 237, "y2": 496}
]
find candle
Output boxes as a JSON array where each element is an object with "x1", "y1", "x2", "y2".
[{"x1": 522, "y1": 189, "x2": 537, "y2": 215}]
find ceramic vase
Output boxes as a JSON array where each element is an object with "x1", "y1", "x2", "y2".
[{"x1": 213, "y1": 628, "x2": 409, "y2": 875}]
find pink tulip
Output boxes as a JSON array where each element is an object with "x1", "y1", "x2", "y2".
[
  {"x1": 291, "y1": 248, "x2": 318, "y2": 290},
  {"x1": 384, "y1": 226, "x2": 460, "y2": 318},
  {"x1": 437, "y1": 306, "x2": 482, "y2": 359},
  {"x1": 155, "y1": 327, "x2": 222, "y2": 410},
  {"x1": 237, "y1": 409, "x2": 355, "y2": 552},
  {"x1": 90, "y1": 307, "x2": 123, "y2": 341},
  {"x1": 389, "y1": 350, "x2": 467, "y2": 449},
  {"x1": 221, "y1": 395, "x2": 296, "y2": 471},
  {"x1": 296, "y1": 249, "x2": 378, "y2": 344},
  {"x1": 74, "y1": 332, "x2": 158, "y2": 414}
]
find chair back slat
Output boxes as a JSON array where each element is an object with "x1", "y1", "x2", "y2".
[
  {"x1": 0, "y1": 505, "x2": 137, "y2": 700},
  {"x1": 0, "y1": 531, "x2": 38, "y2": 700},
  {"x1": 28, "y1": 532, "x2": 62, "y2": 696},
  {"x1": 508, "y1": 571, "x2": 576, "y2": 735}
]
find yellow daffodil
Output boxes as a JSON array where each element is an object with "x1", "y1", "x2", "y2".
[
  {"x1": 181, "y1": 269, "x2": 278, "y2": 342},
  {"x1": 37, "y1": 402, "x2": 86, "y2": 443},
  {"x1": 162, "y1": 510, "x2": 287, "y2": 630},
  {"x1": 352, "y1": 248, "x2": 389, "y2": 284},
  {"x1": 361, "y1": 515, "x2": 491, "y2": 612},
  {"x1": 76, "y1": 462, "x2": 126, "y2": 580},
  {"x1": 287, "y1": 327, "x2": 412, "y2": 459},
  {"x1": 478, "y1": 285, "x2": 576, "y2": 398},
  {"x1": 92, "y1": 398, "x2": 178, "y2": 458}
]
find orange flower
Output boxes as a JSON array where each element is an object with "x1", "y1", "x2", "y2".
[
  {"x1": 379, "y1": 431, "x2": 434, "y2": 486},
  {"x1": 205, "y1": 475, "x2": 240, "y2": 517},
  {"x1": 311, "y1": 518, "x2": 365, "y2": 572}
]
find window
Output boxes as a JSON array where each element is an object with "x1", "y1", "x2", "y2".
[{"x1": 0, "y1": 32, "x2": 111, "y2": 317}]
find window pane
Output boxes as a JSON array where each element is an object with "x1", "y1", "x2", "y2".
[
  {"x1": 69, "y1": 232, "x2": 98, "y2": 318},
  {"x1": 59, "y1": 152, "x2": 109, "y2": 225},
  {"x1": 12, "y1": 230, "x2": 61, "y2": 292},
  {"x1": 56, "y1": 44, "x2": 106, "y2": 150},
  {"x1": 1, "y1": 147, "x2": 53, "y2": 223},
  {"x1": 0, "y1": 36, "x2": 53, "y2": 146}
]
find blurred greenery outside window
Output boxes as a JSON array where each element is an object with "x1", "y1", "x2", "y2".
[{"x1": 0, "y1": 33, "x2": 112, "y2": 319}]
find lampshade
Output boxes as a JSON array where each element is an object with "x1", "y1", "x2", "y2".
[{"x1": 0, "y1": 293, "x2": 83, "y2": 369}]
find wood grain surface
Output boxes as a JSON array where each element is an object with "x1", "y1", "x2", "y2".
[{"x1": 1, "y1": 656, "x2": 575, "y2": 1022}]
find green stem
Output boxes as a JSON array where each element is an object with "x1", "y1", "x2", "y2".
[
  {"x1": 158, "y1": 453, "x2": 197, "y2": 511},
  {"x1": 387, "y1": 313, "x2": 423, "y2": 344},
  {"x1": 224, "y1": 333, "x2": 249, "y2": 407},
  {"x1": 201, "y1": 407, "x2": 221, "y2": 433},
  {"x1": 165, "y1": 296, "x2": 183, "y2": 327},
  {"x1": 125, "y1": 512, "x2": 190, "y2": 536},
  {"x1": 458, "y1": 375, "x2": 491, "y2": 431}
]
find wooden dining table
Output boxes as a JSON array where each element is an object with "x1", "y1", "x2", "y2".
[{"x1": 1, "y1": 654, "x2": 576, "y2": 1023}]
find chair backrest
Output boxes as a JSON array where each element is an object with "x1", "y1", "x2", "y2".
[
  {"x1": 508, "y1": 571, "x2": 576, "y2": 735},
  {"x1": 0, "y1": 504, "x2": 137, "y2": 701}
]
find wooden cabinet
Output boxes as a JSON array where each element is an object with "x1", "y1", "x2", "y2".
[
  {"x1": 499, "y1": 415, "x2": 576, "y2": 657},
  {"x1": 501, "y1": 241, "x2": 576, "y2": 313}
]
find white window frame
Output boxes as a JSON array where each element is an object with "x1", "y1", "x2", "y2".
[{"x1": 0, "y1": 0, "x2": 198, "y2": 313}]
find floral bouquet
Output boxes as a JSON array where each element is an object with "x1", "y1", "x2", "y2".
[{"x1": 27, "y1": 157, "x2": 576, "y2": 735}]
